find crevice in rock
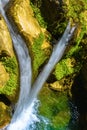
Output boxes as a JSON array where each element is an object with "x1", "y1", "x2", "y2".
[{"x1": 0, "y1": 94, "x2": 11, "y2": 106}]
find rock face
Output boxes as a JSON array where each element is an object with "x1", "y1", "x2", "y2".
[
  {"x1": 0, "y1": 102, "x2": 11, "y2": 129},
  {"x1": 6, "y1": 0, "x2": 42, "y2": 44},
  {"x1": 0, "y1": 13, "x2": 18, "y2": 98},
  {"x1": 0, "y1": 14, "x2": 14, "y2": 57},
  {"x1": 6, "y1": 0, "x2": 52, "y2": 80},
  {"x1": 0, "y1": 13, "x2": 18, "y2": 128},
  {"x1": 0, "y1": 63, "x2": 9, "y2": 87}
]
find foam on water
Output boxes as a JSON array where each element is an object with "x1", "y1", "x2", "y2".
[{"x1": 7, "y1": 99, "x2": 40, "y2": 130}]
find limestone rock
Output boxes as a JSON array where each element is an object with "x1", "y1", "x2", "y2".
[
  {"x1": 0, "y1": 14, "x2": 14, "y2": 57},
  {"x1": 49, "y1": 76, "x2": 74, "y2": 92},
  {"x1": 0, "y1": 102, "x2": 11, "y2": 129},
  {"x1": 50, "y1": 81, "x2": 63, "y2": 91},
  {"x1": 6, "y1": 0, "x2": 52, "y2": 80},
  {"x1": 6, "y1": 0, "x2": 42, "y2": 45},
  {"x1": 0, "y1": 62, "x2": 9, "y2": 88}
]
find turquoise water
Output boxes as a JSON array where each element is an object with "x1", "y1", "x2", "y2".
[
  {"x1": 27, "y1": 86, "x2": 79, "y2": 130},
  {"x1": 28, "y1": 112, "x2": 78, "y2": 130}
]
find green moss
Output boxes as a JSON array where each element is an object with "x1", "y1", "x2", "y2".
[
  {"x1": 32, "y1": 33, "x2": 47, "y2": 75},
  {"x1": 30, "y1": 2, "x2": 47, "y2": 28},
  {"x1": 67, "y1": 0, "x2": 87, "y2": 44},
  {"x1": 0, "y1": 57, "x2": 19, "y2": 96},
  {"x1": 1, "y1": 57, "x2": 18, "y2": 74},
  {"x1": 67, "y1": 0, "x2": 87, "y2": 22},
  {"x1": 54, "y1": 57, "x2": 81, "y2": 80},
  {"x1": 38, "y1": 86, "x2": 70, "y2": 128}
]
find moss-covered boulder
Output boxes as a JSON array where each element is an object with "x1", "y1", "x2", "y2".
[
  {"x1": 54, "y1": 57, "x2": 81, "y2": 80},
  {"x1": 0, "y1": 14, "x2": 19, "y2": 129},
  {"x1": 6, "y1": 0, "x2": 52, "y2": 80},
  {"x1": 0, "y1": 57, "x2": 19, "y2": 102},
  {"x1": 0, "y1": 13, "x2": 19, "y2": 100}
]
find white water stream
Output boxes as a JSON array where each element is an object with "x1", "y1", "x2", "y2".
[{"x1": 0, "y1": 1, "x2": 76, "y2": 130}]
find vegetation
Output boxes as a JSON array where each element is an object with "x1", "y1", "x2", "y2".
[
  {"x1": 52, "y1": 0, "x2": 87, "y2": 81},
  {"x1": 67, "y1": 0, "x2": 87, "y2": 43},
  {"x1": 30, "y1": 2, "x2": 47, "y2": 28},
  {"x1": 32, "y1": 33, "x2": 47, "y2": 76},
  {"x1": 38, "y1": 86, "x2": 70, "y2": 129},
  {"x1": 0, "y1": 57, "x2": 19, "y2": 96},
  {"x1": 54, "y1": 57, "x2": 81, "y2": 80}
]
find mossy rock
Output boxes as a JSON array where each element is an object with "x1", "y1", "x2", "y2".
[
  {"x1": 6, "y1": 0, "x2": 52, "y2": 81},
  {"x1": 0, "y1": 13, "x2": 19, "y2": 102},
  {"x1": 54, "y1": 57, "x2": 81, "y2": 80},
  {"x1": 30, "y1": 0, "x2": 87, "y2": 84},
  {"x1": 32, "y1": 33, "x2": 52, "y2": 80},
  {"x1": 0, "y1": 57, "x2": 19, "y2": 102}
]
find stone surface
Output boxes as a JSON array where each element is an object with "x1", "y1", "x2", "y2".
[
  {"x1": 0, "y1": 62, "x2": 9, "y2": 88},
  {"x1": 6, "y1": 0, "x2": 42, "y2": 45},
  {"x1": 0, "y1": 102, "x2": 11, "y2": 129},
  {"x1": 0, "y1": 14, "x2": 14, "y2": 57},
  {"x1": 6, "y1": 0, "x2": 52, "y2": 80}
]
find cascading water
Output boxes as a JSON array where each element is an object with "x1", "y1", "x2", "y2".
[
  {"x1": 0, "y1": 1, "x2": 38, "y2": 130},
  {"x1": 0, "y1": 1, "x2": 76, "y2": 130}
]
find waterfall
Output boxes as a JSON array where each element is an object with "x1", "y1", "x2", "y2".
[
  {"x1": 0, "y1": 1, "x2": 76, "y2": 130},
  {"x1": 0, "y1": 0, "x2": 33, "y2": 129}
]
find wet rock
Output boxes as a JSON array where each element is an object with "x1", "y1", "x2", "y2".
[
  {"x1": 6, "y1": 0, "x2": 52, "y2": 80},
  {"x1": 6, "y1": 0, "x2": 42, "y2": 44},
  {"x1": 0, "y1": 14, "x2": 14, "y2": 57},
  {"x1": 0, "y1": 102, "x2": 11, "y2": 129},
  {"x1": 0, "y1": 12, "x2": 19, "y2": 104},
  {"x1": 0, "y1": 62, "x2": 9, "y2": 87}
]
